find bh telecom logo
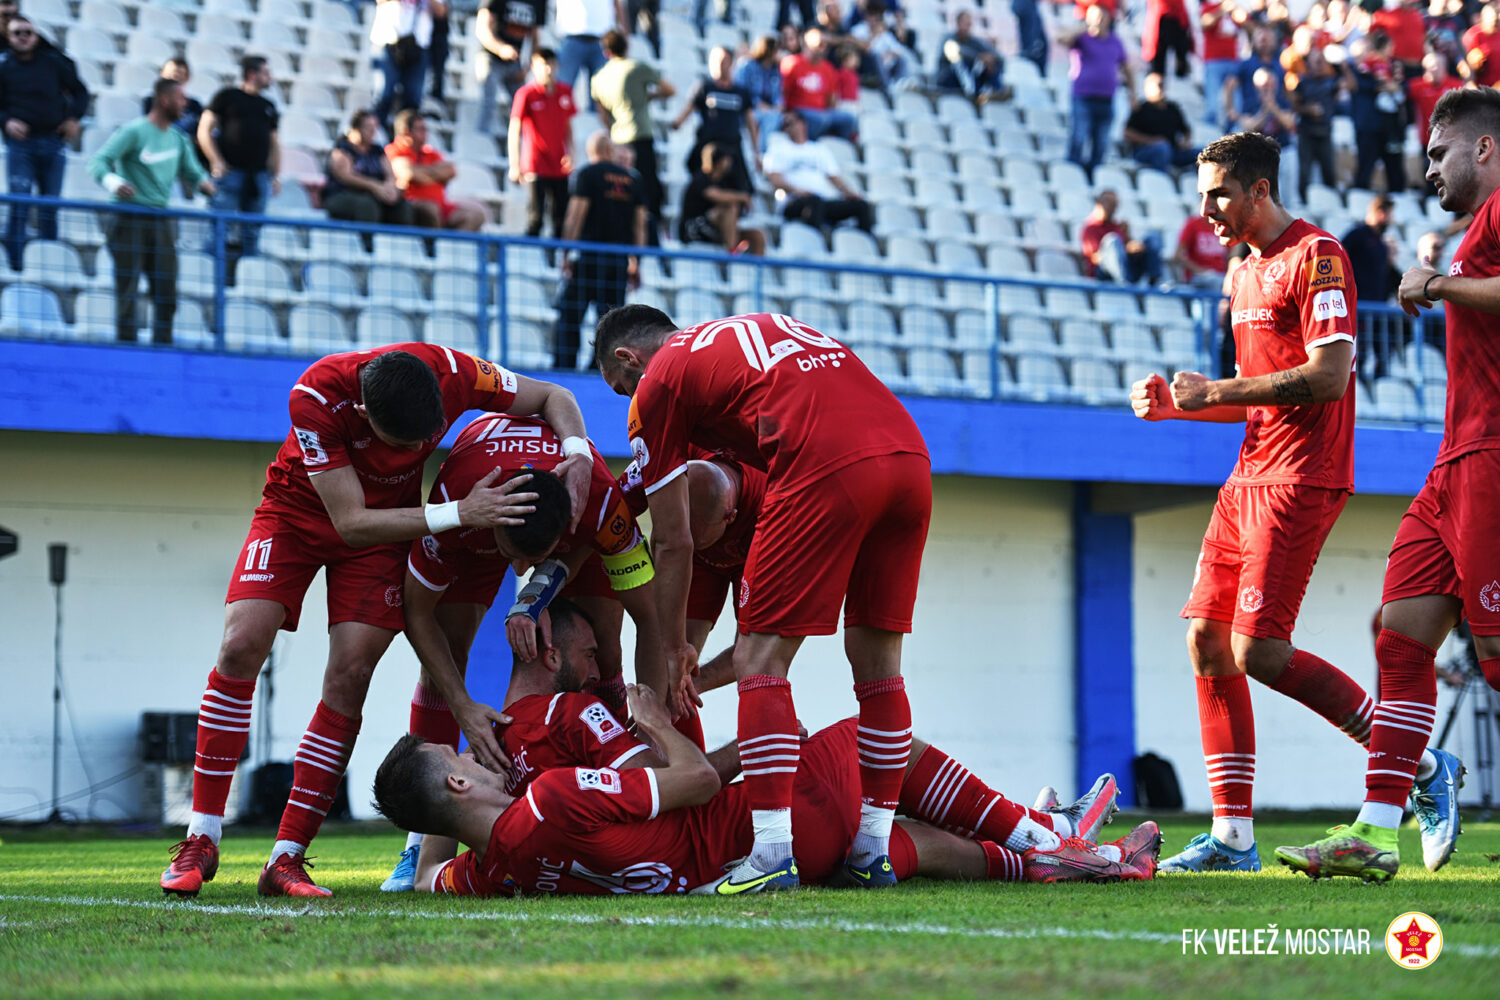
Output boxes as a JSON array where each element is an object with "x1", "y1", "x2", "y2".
[{"x1": 1386, "y1": 912, "x2": 1442, "y2": 970}]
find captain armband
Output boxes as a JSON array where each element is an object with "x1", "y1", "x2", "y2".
[
  {"x1": 601, "y1": 540, "x2": 655, "y2": 591},
  {"x1": 506, "y1": 558, "x2": 570, "y2": 622}
]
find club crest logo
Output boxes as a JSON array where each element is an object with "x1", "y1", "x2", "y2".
[
  {"x1": 1480, "y1": 580, "x2": 1500, "y2": 613},
  {"x1": 1386, "y1": 911, "x2": 1442, "y2": 969},
  {"x1": 1261, "y1": 260, "x2": 1287, "y2": 293},
  {"x1": 384, "y1": 585, "x2": 403, "y2": 608},
  {"x1": 1239, "y1": 586, "x2": 1264, "y2": 613}
]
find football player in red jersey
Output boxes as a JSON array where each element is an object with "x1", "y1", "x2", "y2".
[
  {"x1": 160, "y1": 344, "x2": 593, "y2": 900},
  {"x1": 1278, "y1": 88, "x2": 1500, "y2": 882},
  {"x1": 375, "y1": 683, "x2": 1160, "y2": 896},
  {"x1": 594, "y1": 306, "x2": 932, "y2": 892},
  {"x1": 1130, "y1": 133, "x2": 1447, "y2": 873}
]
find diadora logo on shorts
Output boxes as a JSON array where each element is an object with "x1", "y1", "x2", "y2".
[
  {"x1": 384, "y1": 585, "x2": 403, "y2": 608},
  {"x1": 1240, "y1": 585, "x2": 1265, "y2": 613},
  {"x1": 1480, "y1": 581, "x2": 1500, "y2": 614}
]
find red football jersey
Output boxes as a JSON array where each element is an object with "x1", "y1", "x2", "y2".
[
  {"x1": 510, "y1": 81, "x2": 577, "y2": 178},
  {"x1": 433, "y1": 766, "x2": 750, "y2": 896},
  {"x1": 626, "y1": 313, "x2": 927, "y2": 502},
  {"x1": 262, "y1": 343, "x2": 519, "y2": 518},
  {"x1": 1225, "y1": 219, "x2": 1357, "y2": 490},
  {"x1": 500, "y1": 691, "x2": 653, "y2": 797},
  {"x1": 406, "y1": 413, "x2": 639, "y2": 592},
  {"x1": 1435, "y1": 185, "x2": 1500, "y2": 465},
  {"x1": 618, "y1": 450, "x2": 767, "y2": 573}
]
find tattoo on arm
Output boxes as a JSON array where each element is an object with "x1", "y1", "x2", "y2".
[{"x1": 1271, "y1": 369, "x2": 1315, "y2": 406}]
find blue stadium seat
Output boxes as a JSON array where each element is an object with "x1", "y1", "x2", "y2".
[{"x1": 0, "y1": 284, "x2": 68, "y2": 339}]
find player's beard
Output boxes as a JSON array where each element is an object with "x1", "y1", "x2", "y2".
[
  {"x1": 554, "y1": 660, "x2": 586, "y2": 694},
  {"x1": 1436, "y1": 156, "x2": 1477, "y2": 214},
  {"x1": 1208, "y1": 200, "x2": 1253, "y2": 245}
]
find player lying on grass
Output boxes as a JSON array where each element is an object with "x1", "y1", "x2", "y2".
[{"x1": 373, "y1": 682, "x2": 1161, "y2": 894}]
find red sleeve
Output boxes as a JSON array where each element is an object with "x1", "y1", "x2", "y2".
[
  {"x1": 432, "y1": 850, "x2": 505, "y2": 896},
  {"x1": 456, "y1": 351, "x2": 521, "y2": 413},
  {"x1": 510, "y1": 84, "x2": 531, "y2": 122},
  {"x1": 554, "y1": 694, "x2": 653, "y2": 770},
  {"x1": 528, "y1": 766, "x2": 660, "y2": 829},
  {"x1": 288, "y1": 383, "x2": 350, "y2": 474},
  {"x1": 1297, "y1": 237, "x2": 1357, "y2": 350},
  {"x1": 407, "y1": 532, "x2": 461, "y2": 592},
  {"x1": 626, "y1": 373, "x2": 690, "y2": 495}
]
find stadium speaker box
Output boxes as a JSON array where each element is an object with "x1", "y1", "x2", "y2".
[
  {"x1": 139, "y1": 711, "x2": 230, "y2": 765},
  {"x1": 1132, "y1": 752, "x2": 1184, "y2": 810},
  {"x1": 244, "y1": 763, "x2": 351, "y2": 825}
]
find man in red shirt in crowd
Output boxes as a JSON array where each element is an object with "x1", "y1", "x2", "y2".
[
  {"x1": 595, "y1": 306, "x2": 930, "y2": 894},
  {"x1": 1462, "y1": 3, "x2": 1500, "y2": 88},
  {"x1": 508, "y1": 47, "x2": 576, "y2": 239},
  {"x1": 779, "y1": 27, "x2": 856, "y2": 141},
  {"x1": 1200, "y1": 0, "x2": 1247, "y2": 127},
  {"x1": 1174, "y1": 213, "x2": 1230, "y2": 287},
  {"x1": 158, "y1": 344, "x2": 594, "y2": 899},
  {"x1": 1408, "y1": 51, "x2": 1462, "y2": 153},
  {"x1": 386, "y1": 110, "x2": 486, "y2": 231},
  {"x1": 1080, "y1": 189, "x2": 1163, "y2": 285},
  {"x1": 1130, "y1": 133, "x2": 1453, "y2": 873},
  {"x1": 375, "y1": 683, "x2": 1159, "y2": 895},
  {"x1": 1370, "y1": 0, "x2": 1426, "y2": 76},
  {"x1": 1278, "y1": 87, "x2": 1498, "y2": 883}
]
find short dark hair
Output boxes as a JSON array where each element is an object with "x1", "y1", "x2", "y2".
[
  {"x1": 358, "y1": 350, "x2": 445, "y2": 443},
  {"x1": 545, "y1": 596, "x2": 595, "y2": 648},
  {"x1": 371, "y1": 734, "x2": 451, "y2": 834},
  {"x1": 603, "y1": 29, "x2": 628, "y2": 57},
  {"x1": 241, "y1": 55, "x2": 268, "y2": 79},
  {"x1": 348, "y1": 107, "x2": 376, "y2": 131},
  {"x1": 701, "y1": 141, "x2": 733, "y2": 172},
  {"x1": 162, "y1": 57, "x2": 189, "y2": 74},
  {"x1": 151, "y1": 78, "x2": 182, "y2": 106},
  {"x1": 498, "y1": 469, "x2": 571, "y2": 559},
  {"x1": 533, "y1": 46, "x2": 557, "y2": 62},
  {"x1": 1197, "y1": 131, "x2": 1282, "y2": 204},
  {"x1": 593, "y1": 304, "x2": 678, "y2": 372},
  {"x1": 1429, "y1": 87, "x2": 1500, "y2": 144},
  {"x1": 393, "y1": 108, "x2": 423, "y2": 136}
]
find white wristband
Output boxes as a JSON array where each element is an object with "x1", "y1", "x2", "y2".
[
  {"x1": 424, "y1": 500, "x2": 462, "y2": 534},
  {"x1": 103, "y1": 173, "x2": 127, "y2": 195},
  {"x1": 561, "y1": 435, "x2": 590, "y2": 459}
]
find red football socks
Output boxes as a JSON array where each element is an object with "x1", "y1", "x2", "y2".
[
  {"x1": 981, "y1": 840, "x2": 1025, "y2": 882},
  {"x1": 854, "y1": 677, "x2": 912, "y2": 817},
  {"x1": 1367, "y1": 629, "x2": 1437, "y2": 807},
  {"x1": 275, "y1": 701, "x2": 360, "y2": 847},
  {"x1": 899, "y1": 744, "x2": 1053, "y2": 846},
  {"x1": 1197, "y1": 674, "x2": 1256, "y2": 819},
  {"x1": 409, "y1": 682, "x2": 459, "y2": 749},
  {"x1": 191, "y1": 669, "x2": 256, "y2": 817},
  {"x1": 737, "y1": 675, "x2": 799, "y2": 812},
  {"x1": 1267, "y1": 648, "x2": 1374, "y2": 746}
]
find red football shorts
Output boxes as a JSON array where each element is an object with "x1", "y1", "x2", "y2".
[
  {"x1": 737, "y1": 452, "x2": 931, "y2": 636},
  {"x1": 1383, "y1": 450, "x2": 1500, "y2": 635},
  {"x1": 790, "y1": 718, "x2": 863, "y2": 883},
  {"x1": 438, "y1": 550, "x2": 510, "y2": 608},
  {"x1": 686, "y1": 562, "x2": 740, "y2": 624},
  {"x1": 1181, "y1": 482, "x2": 1349, "y2": 640},
  {"x1": 558, "y1": 552, "x2": 615, "y2": 602},
  {"x1": 225, "y1": 503, "x2": 406, "y2": 631}
]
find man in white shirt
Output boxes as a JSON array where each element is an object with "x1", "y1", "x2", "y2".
[
  {"x1": 762, "y1": 109, "x2": 873, "y2": 231},
  {"x1": 371, "y1": 0, "x2": 447, "y2": 134},
  {"x1": 556, "y1": 0, "x2": 627, "y2": 111}
]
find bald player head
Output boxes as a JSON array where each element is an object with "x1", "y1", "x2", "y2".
[
  {"x1": 685, "y1": 459, "x2": 739, "y2": 550},
  {"x1": 586, "y1": 130, "x2": 614, "y2": 163}
]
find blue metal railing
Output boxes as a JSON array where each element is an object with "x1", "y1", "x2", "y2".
[{"x1": 0, "y1": 193, "x2": 1446, "y2": 423}]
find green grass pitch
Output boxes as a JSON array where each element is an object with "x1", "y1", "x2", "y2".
[{"x1": 2, "y1": 814, "x2": 1497, "y2": 999}]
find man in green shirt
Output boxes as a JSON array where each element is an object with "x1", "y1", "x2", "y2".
[
  {"x1": 591, "y1": 29, "x2": 673, "y2": 244},
  {"x1": 87, "y1": 78, "x2": 215, "y2": 344}
]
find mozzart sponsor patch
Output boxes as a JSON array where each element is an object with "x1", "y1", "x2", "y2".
[{"x1": 1306, "y1": 254, "x2": 1346, "y2": 289}]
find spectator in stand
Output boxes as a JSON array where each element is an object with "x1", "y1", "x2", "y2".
[
  {"x1": 1407, "y1": 51, "x2": 1461, "y2": 192},
  {"x1": 1062, "y1": 5, "x2": 1135, "y2": 183},
  {"x1": 1079, "y1": 188, "x2": 1163, "y2": 286},
  {"x1": 474, "y1": 0, "x2": 545, "y2": 136},
  {"x1": 1200, "y1": 0, "x2": 1248, "y2": 127},
  {"x1": 781, "y1": 23, "x2": 805, "y2": 58},
  {"x1": 0, "y1": 0, "x2": 16, "y2": 57},
  {"x1": 556, "y1": 0, "x2": 627, "y2": 113},
  {"x1": 509, "y1": 48, "x2": 577, "y2": 240},
  {"x1": 0, "y1": 15, "x2": 89, "y2": 271},
  {"x1": 673, "y1": 46, "x2": 761, "y2": 188},
  {"x1": 763, "y1": 109, "x2": 873, "y2": 232},
  {"x1": 1013, "y1": 0, "x2": 1050, "y2": 74},
  {"x1": 889, "y1": 5, "x2": 918, "y2": 55},
  {"x1": 1425, "y1": 0, "x2": 1468, "y2": 73},
  {"x1": 1237, "y1": 67, "x2": 1297, "y2": 150},
  {"x1": 1341, "y1": 193, "x2": 1401, "y2": 378},
  {"x1": 781, "y1": 27, "x2": 858, "y2": 141},
  {"x1": 142, "y1": 60, "x2": 205, "y2": 167},
  {"x1": 849, "y1": 2, "x2": 920, "y2": 93},
  {"x1": 1290, "y1": 44, "x2": 1346, "y2": 199},
  {"x1": 592, "y1": 29, "x2": 674, "y2": 246},
  {"x1": 815, "y1": 0, "x2": 852, "y2": 49},
  {"x1": 322, "y1": 108, "x2": 416, "y2": 247},
  {"x1": 386, "y1": 110, "x2": 485, "y2": 231},
  {"x1": 694, "y1": 0, "x2": 737, "y2": 37},
  {"x1": 738, "y1": 35, "x2": 785, "y2": 151},
  {"x1": 88, "y1": 79, "x2": 215, "y2": 344},
  {"x1": 1461, "y1": 3, "x2": 1500, "y2": 88},
  {"x1": 679, "y1": 141, "x2": 766, "y2": 254},
  {"x1": 778, "y1": 0, "x2": 816, "y2": 29},
  {"x1": 1144, "y1": 0, "x2": 1194, "y2": 78},
  {"x1": 1350, "y1": 32, "x2": 1407, "y2": 191},
  {"x1": 199, "y1": 56, "x2": 281, "y2": 265},
  {"x1": 553, "y1": 130, "x2": 645, "y2": 370},
  {"x1": 1370, "y1": 0, "x2": 1425, "y2": 78},
  {"x1": 371, "y1": 0, "x2": 446, "y2": 135},
  {"x1": 628, "y1": 1, "x2": 662, "y2": 60},
  {"x1": 1123, "y1": 72, "x2": 1199, "y2": 173},
  {"x1": 1172, "y1": 213, "x2": 1229, "y2": 288},
  {"x1": 1223, "y1": 24, "x2": 1284, "y2": 130},
  {"x1": 427, "y1": 5, "x2": 450, "y2": 108},
  {"x1": 936, "y1": 9, "x2": 1006, "y2": 100}
]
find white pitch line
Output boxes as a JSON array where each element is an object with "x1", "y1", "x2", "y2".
[{"x1": 1, "y1": 893, "x2": 1496, "y2": 959}]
